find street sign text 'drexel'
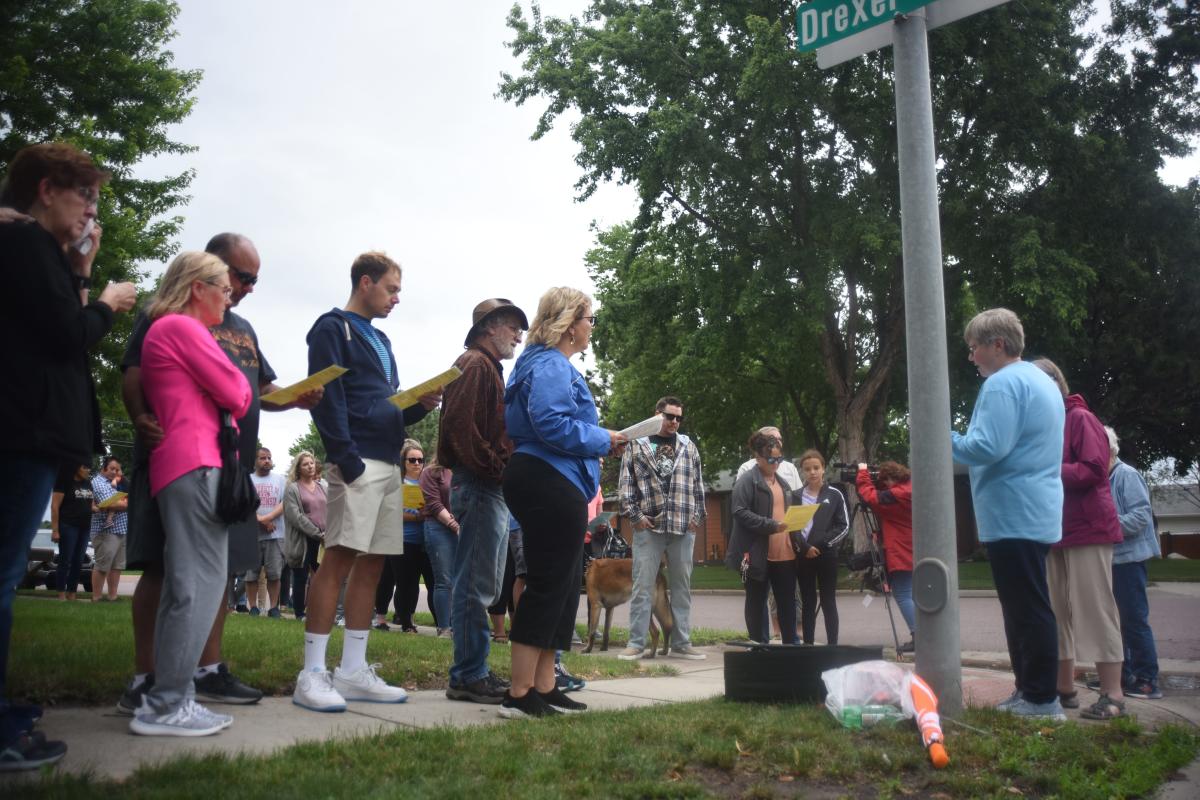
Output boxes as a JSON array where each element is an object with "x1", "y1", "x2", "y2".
[{"x1": 796, "y1": 0, "x2": 933, "y2": 52}]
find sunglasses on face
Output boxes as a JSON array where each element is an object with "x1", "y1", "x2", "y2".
[
  {"x1": 232, "y1": 269, "x2": 258, "y2": 287},
  {"x1": 764, "y1": 455, "x2": 785, "y2": 465},
  {"x1": 662, "y1": 413, "x2": 683, "y2": 423},
  {"x1": 406, "y1": 457, "x2": 424, "y2": 464}
]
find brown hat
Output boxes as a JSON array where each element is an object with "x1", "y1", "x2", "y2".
[{"x1": 464, "y1": 298, "x2": 528, "y2": 348}]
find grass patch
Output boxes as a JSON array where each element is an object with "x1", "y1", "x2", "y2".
[
  {"x1": 9, "y1": 597, "x2": 666, "y2": 706},
  {"x1": 18, "y1": 698, "x2": 1198, "y2": 799}
]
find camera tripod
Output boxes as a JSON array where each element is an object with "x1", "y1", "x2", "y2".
[{"x1": 837, "y1": 493, "x2": 905, "y2": 655}]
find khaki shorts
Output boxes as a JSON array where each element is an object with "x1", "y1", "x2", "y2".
[
  {"x1": 1047, "y1": 543, "x2": 1124, "y2": 664},
  {"x1": 92, "y1": 532, "x2": 127, "y2": 572},
  {"x1": 324, "y1": 458, "x2": 405, "y2": 555}
]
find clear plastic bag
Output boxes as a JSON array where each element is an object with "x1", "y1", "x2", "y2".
[{"x1": 822, "y1": 660, "x2": 915, "y2": 728}]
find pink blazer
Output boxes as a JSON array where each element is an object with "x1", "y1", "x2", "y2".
[{"x1": 142, "y1": 313, "x2": 252, "y2": 496}]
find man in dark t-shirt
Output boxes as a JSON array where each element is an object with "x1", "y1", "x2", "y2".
[{"x1": 116, "y1": 233, "x2": 320, "y2": 714}]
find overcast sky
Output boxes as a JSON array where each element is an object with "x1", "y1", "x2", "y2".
[{"x1": 140, "y1": 1, "x2": 1196, "y2": 467}]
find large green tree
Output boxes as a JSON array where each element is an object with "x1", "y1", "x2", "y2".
[
  {"x1": 0, "y1": 0, "x2": 200, "y2": 450},
  {"x1": 500, "y1": 1, "x2": 1199, "y2": 473}
]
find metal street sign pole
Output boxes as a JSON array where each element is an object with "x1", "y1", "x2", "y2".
[{"x1": 891, "y1": 8, "x2": 962, "y2": 717}]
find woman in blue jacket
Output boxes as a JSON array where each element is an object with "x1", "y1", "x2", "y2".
[{"x1": 501, "y1": 287, "x2": 625, "y2": 719}]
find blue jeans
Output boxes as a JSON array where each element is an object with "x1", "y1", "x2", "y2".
[
  {"x1": 56, "y1": 522, "x2": 90, "y2": 593},
  {"x1": 0, "y1": 455, "x2": 57, "y2": 705},
  {"x1": 890, "y1": 570, "x2": 916, "y2": 634},
  {"x1": 629, "y1": 529, "x2": 696, "y2": 650},
  {"x1": 448, "y1": 471, "x2": 508, "y2": 685},
  {"x1": 1112, "y1": 560, "x2": 1159, "y2": 688},
  {"x1": 424, "y1": 519, "x2": 457, "y2": 630}
]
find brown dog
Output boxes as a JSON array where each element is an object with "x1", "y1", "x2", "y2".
[{"x1": 582, "y1": 558, "x2": 674, "y2": 657}]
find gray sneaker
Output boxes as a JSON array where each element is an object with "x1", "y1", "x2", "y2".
[
  {"x1": 670, "y1": 644, "x2": 707, "y2": 661},
  {"x1": 116, "y1": 675, "x2": 154, "y2": 716},
  {"x1": 1007, "y1": 697, "x2": 1066, "y2": 722},
  {"x1": 995, "y1": 689, "x2": 1021, "y2": 711},
  {"x1": 617, "y1": 646, "x2": 644, "y2": 662},
  {"x1": 129, "y1": 699, "x2": 229, "y2": 737}
]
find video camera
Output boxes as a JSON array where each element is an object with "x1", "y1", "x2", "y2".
[{"x1": 832, "y1": 461, "x2": 879, "y2": 484}]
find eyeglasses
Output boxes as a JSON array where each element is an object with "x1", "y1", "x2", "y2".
[
  {"x1": 205, "y1": 281, "x2": 233, "y2": 297},
  {"x1": 661, "y1": 412, "x2": 683, "y2": 423},
  {"x1": 232, "y1": 269, "x2": 258, "y2": 287},
  {"x1": 406, "y1": 457, "x2": 425, "y2": 464},
  {"x1": 578, "y1": 315, "x2": 597, "y2": 325},
  {"x1": 764, "y1": 455, "x2": 785, "y2": 465},
  {"x1": 74, "y1": 186, "x2": 99, "y2": 209}
]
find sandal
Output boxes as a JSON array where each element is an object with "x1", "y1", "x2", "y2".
[
  {"x1": 1059, "y1": 691, "x2": 1079, "y2": 709},
  {"x1": 1080, "y1": 693, "x2": 1126, "y2": 720},
  {"x1": 491, "y1": 633, "x2": 509, "y2": 644}
]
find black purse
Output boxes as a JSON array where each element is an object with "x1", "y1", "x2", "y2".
[{"x1": 216, "y1": 410, "x2": 260, "y2": 524}]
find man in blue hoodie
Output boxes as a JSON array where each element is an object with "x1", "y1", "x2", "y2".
[{"x1": 293, "y1": 252, "x2": 441, "y2": 712}]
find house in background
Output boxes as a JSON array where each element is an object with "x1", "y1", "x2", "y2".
[{"x1": 1154, "y1": 484, "x2": 1200, "y2": 559}]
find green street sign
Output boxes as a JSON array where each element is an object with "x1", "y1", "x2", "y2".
[{"x1": 796, "y1": 0, "x2": 935, "y2": 52}]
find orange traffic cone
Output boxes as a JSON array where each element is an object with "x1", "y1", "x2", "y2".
[{"x1": 909, "y1": 673, "x2": 950, "y2": 769}]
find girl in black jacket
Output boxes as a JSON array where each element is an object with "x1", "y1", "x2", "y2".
[{"x1": 793, "y1": 449, "x2": 849, "y2": 644}]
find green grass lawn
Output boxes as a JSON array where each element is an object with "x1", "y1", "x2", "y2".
[
  {"x1": 20, "y1": 696, "x2": 1198, "y2": 799},
  {"x1": 688, "y1": 558, "x2": 1200, "y2": 592},
  {"x1": 8, "y1": 597, "x2": 675, "y2": 705}
]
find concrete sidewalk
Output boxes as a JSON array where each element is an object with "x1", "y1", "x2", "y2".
[{"x1": 9, "y1": 643, "x2": 1200, "y2": 788}]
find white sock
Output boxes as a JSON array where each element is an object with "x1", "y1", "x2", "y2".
[
  {"x1": 194, "y1": 663, "x2": 220, "y2": 679},
  {"x1": 304, "y1": 632, "x2": 330, "y2": 673},
  {"x1": 340, "y1": 629, "x2": 369, "y2": 673}
]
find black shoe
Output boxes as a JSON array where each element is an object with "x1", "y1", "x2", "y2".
[
  {"x1": 488, "y1": 670, "x2": 511, "y2": 690},
  {"x1": 0, "y1": 731, "x2": 67, "y2": 772},
  {"x1": 194, "y1": 663, "x2": 263, "y2": 705},
  {"x1": 235, "y1": 603, "x2": 249, "y2": 614},
  {"x1": 373, "y1": 621, "x2": 390, "y2": 632},
  {"x1": 538, "y1": 687, "x2": 587, "y2": 714},
  {"x1": 117, "y1": 674, "x2": 154, "y2": 716},
  {"x1": 897, "y1": 639, "x2": 915, "y2": 654},
  {"x1": 446, "y1": 677, "x2": 506, "y2": 705},
  {"x1": 499, "y1": 690, "x2": 561, "y2": 719}
]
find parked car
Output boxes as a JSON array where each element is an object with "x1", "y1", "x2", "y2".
[{"x1": 22, "y1": 528, "x2": 94, "y2": 592}]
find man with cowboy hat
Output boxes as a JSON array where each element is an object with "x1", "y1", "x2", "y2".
[{"x1": 439, "y1": 298, "x2": 528, "y2": 704}]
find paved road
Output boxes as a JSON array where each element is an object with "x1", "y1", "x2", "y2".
[{"x1": 576, "y1": 584, "x2": 1200, "y2": 663}]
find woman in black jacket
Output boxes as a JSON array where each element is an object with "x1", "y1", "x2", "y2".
[
  {"x1": 794, "y1": 449, "x2": 849, "y2": 645},
  {"x1": 726, "y1": 431, "x2": 798, "y2": 644}
]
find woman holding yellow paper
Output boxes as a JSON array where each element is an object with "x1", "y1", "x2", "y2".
[
  {"x1": 726, "y1": 432, "x2": 798, "y2": 644},
  {"x1": 794, "y1": 449, "x2": 850, "y2": 645}
]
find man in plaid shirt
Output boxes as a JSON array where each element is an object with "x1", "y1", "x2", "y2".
[{"x1": 617, "y1": 396, "x2": 706, "y2": 660}]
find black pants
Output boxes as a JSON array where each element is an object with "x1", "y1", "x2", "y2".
[
  {"x1": 743, "y1": 560, "x2": 799, "y2": 644},
  {"x1": 291, "y1": 537, "x2": 320, "y2": 618},
  {"x1": 987, "y1": 538, "x2": 1058, "y2": 704},
  {"x1": 487, "y1": 543, "x2": 516, "y2": 617},
  {"x1": 503, "y1": 454, "x2": 586, "y2": 651},
  {"x1": 397, "y1": 543, "x2": 437, "y2": 628},
  {"x1": 797, "y1": 550, "x2": 839, "y2": 645}
]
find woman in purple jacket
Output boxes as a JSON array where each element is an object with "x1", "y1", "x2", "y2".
[{"x1": 1034, "y1": 359, "x2": 1125, "y2": 720}]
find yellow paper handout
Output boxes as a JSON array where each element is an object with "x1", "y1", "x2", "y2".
[
  {"x1": 260, "y1": 365, "x2": 348, "y2": 406},
  {"x1": 388, "y1": 366, "x2": 463, "y2": 410},
  {"x1": 783, "y1": 503, "x2": 819, "y2": 532},
  {"x1": 97, "y1": 491, "x2": 127, "y2": 510},
  {"x1": 402, "y1": 484, "x2": 424, "y2": 509}
]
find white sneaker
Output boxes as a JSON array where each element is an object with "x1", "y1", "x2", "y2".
[
  {"x1": 292, "y1": 668, "x2": 347, "y2": 712},
  {"x1": 129, "y1": 698, "x2": 228, "y2": 737},
  {"x1": 617, "y1": 646, "x2": 645, "y2": 661},
  {"x1": 670, "y1": 644, "x2": 707, "y2": 660},
  {"x1": 333, "y1": 663, "x2": 408, "y2": 703}
]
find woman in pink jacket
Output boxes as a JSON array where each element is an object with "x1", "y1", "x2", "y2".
[
  {"x1": 1034, "y1": 359, "x2": 1125, "y2": 721},
  {"x1": 128, "y1": 252, "x2": 252, "y2": 738}
]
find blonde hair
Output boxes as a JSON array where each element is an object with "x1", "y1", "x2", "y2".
[
  {"x1": 401, "y1": 438, "x2": 423, "y2": 463},
  {"x1": 526, "y1": 287, "x2": 592, "y2": 347},
  {"x1": 1032, "y1": 357, "x2": 1069, "y2": 397},
  {"x1": 146, "y1": 251, "x2": 228, "y2": 320},
  {"x1": 288, "y1": 451, "x2": 316, "y2": 483}
]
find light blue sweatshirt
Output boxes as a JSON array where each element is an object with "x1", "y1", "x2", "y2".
[
  {"x1": 951, "y1": 360, "x2": 1065, "y2": 543},
  {"x1": 1109, "y1": 459, "x2": 1161, "y2": 564},
  {"x1": 504, "y1": 344, "x2": 611, "y2": 500}
]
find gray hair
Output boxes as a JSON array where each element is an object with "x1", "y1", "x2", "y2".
[
  {"x1": 964, "y1": 308, "x2": 1024, "y2": 357},
  {"x1": 1104, "y1": 425, "x2": 1120, "y2": 456}
]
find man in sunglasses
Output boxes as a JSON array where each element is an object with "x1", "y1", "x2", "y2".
[
  {"x1": 119, "y1": 232, "x2": 323, "y2": 716},
  {"x1": 618, "y1": 396, "x2": 707, "y2": 661}
]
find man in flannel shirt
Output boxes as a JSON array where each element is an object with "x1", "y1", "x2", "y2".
[{"x1": 617, "y1": 396, "x2": 706, "y2": 661}]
